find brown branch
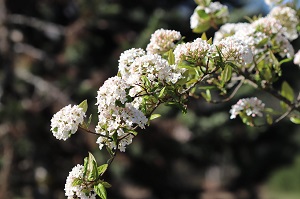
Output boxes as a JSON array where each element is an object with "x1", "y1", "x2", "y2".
[
  {"x1": 210, "y1": 78, "x2": 244, "y2": 104},
  {"x1": 78, "y1": 125, "x2": 113, "y2": 141},
  {"x1": 6, "y1": 14, "x2": 65, "y2": 40}
]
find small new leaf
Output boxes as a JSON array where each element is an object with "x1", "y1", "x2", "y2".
[
  {"x1": 201, "y1": 32, "x2": 207, "y2": 41},
  {"x1": 150, "y1": 114, "x2": 161, "y2": 121},
  {"x1": 87, "y1": 152, "x2": 98, "y2": 181},
  {"x1": 72, "y1": 178, "x2": 82, "y2": 186},
  {"x1": 158, "y1": 87, "x2": 166, "y2": 98},
  {"x1": 94, "y1": 183, "x2": 107, "y2": 199},
  {"x1": 98, "y1": 164, "x2": 108, "y2": 176},
  {"x1": 221, "y1": 65, "x2": 232, "y2": 83},
  {"x1": 102, "y1": 181, "x2": 112, "y2": 188},
  {"x1": 290, "y1": 117, "x2": 300, "y2": 124},
  {"x1": 281, "y1": 81, "x2": 294, "y2": 103},
  {"x1": 78, "y1": 100, "x2": 88, "y2": 113},
  {"x1": 266, "y1": 114, "x2": 273, "y2": 125},
  {"x1": 168, "y1": 50, "x2": 175, "y2": 65},
  {"x1": 88, "y1": 160, "x2": 98, "y2": 181}
]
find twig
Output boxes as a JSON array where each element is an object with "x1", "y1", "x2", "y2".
[
  {"x1": 6, "y1": 14, "x2": 65, "y2": 40},
  {"x1": 210, "y1": 79, "x2": 244, "y2": 104},
  {"x1": 78, "y1": 125, "x2": 113, "y2": 141}
]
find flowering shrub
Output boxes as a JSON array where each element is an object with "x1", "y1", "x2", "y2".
[{"x1": 50, "y1": 0, "x2": 300, "y2": 198}]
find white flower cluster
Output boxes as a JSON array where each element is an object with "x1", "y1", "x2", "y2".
[
  {"x1": 213, "y1": 4, "x2": 298, "y2": 62},
  {"x1": 268, "y1": 6, "x2": 299, "y2": 41},
  {"x1": 190, "y1": 2, "x2": 229, "y2": 30},
  {"x1": 215, "y1": 36, "x2": 253, "y2": 65},
  {"x1": 118, "y1": 48, "x2": 146, "y2": 80},
  {"x1": 95, "y1": 76, "x2": 147, "y2": 152},
  {"x1": 251, "y1": 17, "x2": 283, "y2": 36},
  {"x1": 294, "y1": 50, "x2": 300, "y2": 66},
  {"x1": 274, "y1": 34, "x2": 294, "y2": 58},
  {"x1": 174, "y1": 38, "x2": 212, "y2": 64},
  {"x1": 50, "y1": 104, "x2": 85, "y2": 141},
  {"x1": 94, "y1": 28, "x2": 187, "y2": 152},
  {"x1": 204, "y1": 1, "x2": 228, "y2": 15},
  {"x1": 264, "y1": 0, "x2": 283, "y2": 7},
  {"x1": 120, "y1": 52, "x2": 185, "y2": 86},
  {"x1": 230, "y1": 97, "x2": 265, "y2": 119},
  {"x1": 213, "y1": 23, "x2": 250, "y2": 43},
  {"x1": 65, "y1": 164, "x2": 96, "y2": 199},
  {"x1": 146, "y1": 29, "x2": 181, "y2": 55}
]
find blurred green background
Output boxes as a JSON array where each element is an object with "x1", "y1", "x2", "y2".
[{"x1": 1, "y1": 0, "x2": 300, "y2": 198}]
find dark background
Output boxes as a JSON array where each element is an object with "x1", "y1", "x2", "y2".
[{"x1": 1, "y1": 0, "x2": 300, "y2": 199}]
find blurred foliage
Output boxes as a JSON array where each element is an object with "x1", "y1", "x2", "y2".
[{"x1": 0, "y1": 0, "x2": 300, "y2": 199}]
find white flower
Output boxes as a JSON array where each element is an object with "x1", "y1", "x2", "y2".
[
  {"x1": 123, "y1": 53, "x2": 185, "y2": 86},
  {"x1": 274, "y1": 34, "x2": 294, "y2": 58},
  {"x1": 230, "y1": 97, "x2": 265, "y2": 119},
  {"x1": 215, "y1": 36, "x2": 253, "y2": 65},
  {"x1": 268, "y1": 6, "x2": 299, "y2": 41},
  {"x1": 65, "y1": 164, "x2": 96, "y2": 199},
  {"x1": 213, "y1": 23, "x2": 250, "y2": 44},
  {"x1": 205, "y1": 1, "x2": 228, "y2": 16},
  {"x1": 174, "y1": 38, "x2": 212, "y2": 64},
  {"x1": 264, "y1": 0, "x2": 283, "y2": 7},
  {"x1": 50, "y1": 104, "x2": 85, "y2": 141},
  {"x1": 96, "y1": 76, "x2": 129, "y2": 111},
  {"x1": 251, "y1": 17, "x2": 283, "y2": 36},
  {"x1": 293, "y1": 50, "x2": 300, "y2": 66},
  {"x1": 95, "y1": 76, "x2": 148, "y2": 152},
  {"x1": 118, "y1": 48, "x2": 146, "y2": 79},
  {"x1": 190, "y1": 2, "x2": 229, "y2": 30},
  {"x1": 146, "y1": 29, "x2": 181, "y2": 55},
  {"x1": 190, "y1": 11, "x2": 201, "y2": 30}
]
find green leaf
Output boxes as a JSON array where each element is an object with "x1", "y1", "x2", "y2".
[
  {"x1": 280, "y1": 81, "x2": 294, "y2": 111},
  {"x1": 256, "y1": 37, "x2": 269, "y2": 48},
  {"x1": 88, "y1": 160, "x2": 98, "y2": 181},
  {"x1": 205, "y1": 89, "x2": 211, "y2": 102},
  {"x1": 141, "y1": 76, "x2": 151, "y2": 88},
  {"x1": 94, "y1": 183, "x2": 107, "y2": 199},
  {"x1": 220, "y1": 65, "x2": 232, "y2": 85},
  {"x1": 281, "y1": 81, "x2": 294, "y2": 103},
  {"x1": 269, "y1": 50, "x2": 281, "y2": 75},
  {"x1": 215, "y1": 7, "x2": 228, "y2": 18},
  {"x1": 290, "y1": 117, "x2": 300, "y2": 124},
  {"x1": 168, "y1": 50, "x2": 175, "y2": 65},
  {"x1": 196, "y1": 9, "x2": 210, "y2": 20},
  {"x1": 266, "y1": 114, "x2": 273, "y2": 125},
  {"x1": 115, "y1": 100, "x2": 125, "y2": 108},
  {"x1": 112, "y1": 132, "x2": 118, "y2": 144},
  {"x1": 201, "y1": 32, "x2": 207, "y2": 41},
  {"x1": 87, "y1": 152, "x2": 98, "y2": 181},
  {"x1": 87, "y1": 114, "x2": 93, "y2": 127},
  {"x1": 207, "y1": 37, "x2": 212, "y2": 45},
  {"x1": 97, "y1": 164, "x2": 108, "y2": 175},
  {"x1": 102, "y1": 181, "x2": 112, "y2": 188},
  {"x1": 72, "y1": 178, "x2": 83, "y2": 186},
  {"x1": 158, "y1": 87, "x2": 166, "y2": 98},
  {"x1": 201, "y1": 89, "x2": 211, "y2": 102},
  {"x1": 83, "y1": 156, "x2": 88, "y2": 178},
  {"x1": 194, "y1": 0, "x2": 211, "y2": 6},
  {"x1": 192, "y1": 22, "x2": 210, "y2": 34},
  {"x1": 150, "y1": 114, "x2": 161, "y2": 120},
  {"x1": 78, "y1": 100, "x2": 88, "y2": 113},
  {"x1": 279, "y1": 57, "x2": 292, "y2": 66}
]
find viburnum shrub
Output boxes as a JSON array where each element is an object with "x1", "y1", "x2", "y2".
[{"x1": 50, "y1": 0, "x2": 300, "y2": 198}]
